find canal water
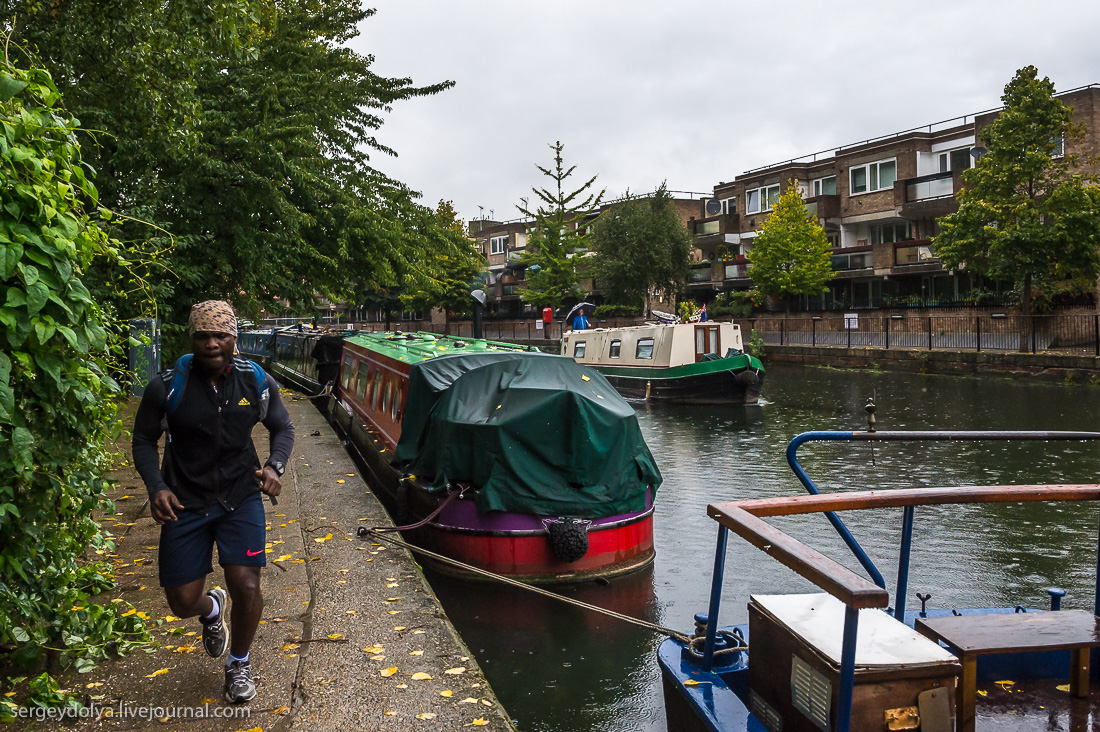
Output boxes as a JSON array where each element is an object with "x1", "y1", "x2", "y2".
[{"x1": 427, "y1": 364, "x2": 1100, "y2": 731}]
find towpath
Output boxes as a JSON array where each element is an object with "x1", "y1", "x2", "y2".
[{"x1": 11, "y1": 393, "x2": 513, "y2": 731}]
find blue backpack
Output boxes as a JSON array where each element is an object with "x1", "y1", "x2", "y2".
[{"x1": 162, "y1": 354, "x2": 271, "y2": 420}]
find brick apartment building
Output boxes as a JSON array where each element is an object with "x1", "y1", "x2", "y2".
[
  {"x1": 688, "y1": 84, "x2": 1100, "y2": 310},
  {"x1": 468, "y1": 194, "x2": 700, "y2": 315}
]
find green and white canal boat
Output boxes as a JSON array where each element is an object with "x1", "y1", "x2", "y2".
[{"x1": 561, "y1": 321, "x2": 764, "y2": 405}]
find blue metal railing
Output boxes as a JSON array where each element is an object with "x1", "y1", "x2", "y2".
[{"x1": 785, "y1": 428, "x2": 1100, "y2": 617}]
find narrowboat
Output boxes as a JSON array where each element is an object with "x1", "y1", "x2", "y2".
[
  {"x1": 659, "y1": 409, "x2": 1100, "y2": 731},
  {"x1": 561, "y1": 322, "x2": 764, "y2": 405},
  {"x1": 240, "y1": 329, "x2": 662, "y2": 584}
]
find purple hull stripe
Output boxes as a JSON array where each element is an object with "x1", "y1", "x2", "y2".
[{"x1": 434, "y1": 488, "x2": 654, "y2": 532}]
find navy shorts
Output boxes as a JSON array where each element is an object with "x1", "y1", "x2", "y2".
[{"x1": 158, "y1": 492, "x2": 267, "y2": 587}]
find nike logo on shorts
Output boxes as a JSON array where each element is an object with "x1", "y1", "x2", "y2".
[{"x1": 246, "y1": 549, "x2": 263, "y2": 556}]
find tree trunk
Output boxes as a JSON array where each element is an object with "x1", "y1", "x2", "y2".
[{"x1": 1019, "y1": 274, "x2": 1032, "y2": 352}]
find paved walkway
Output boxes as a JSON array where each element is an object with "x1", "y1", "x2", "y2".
[{"x1": 26, "y1": 392, "x2": 512, "y2": 730}]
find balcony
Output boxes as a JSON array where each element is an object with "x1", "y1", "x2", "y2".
[
  {"x1": 805, "y1": 194, "x2": 840, "y2": 219},
  {"x1": 895, "y1": 239, "x2": 939, "y2": 268},
  {"x1": 897, "y1": 172, "x2": 961, "y2": 219},
  {"x1": 724, "y1": 258, "x2": 750, "y2": 280},
  {"x1": 830, "y1": 249, "x2": 873, "y2": 271},
  {"x1": 692, "y1": 213, "x2": 741, "y2": 247}
]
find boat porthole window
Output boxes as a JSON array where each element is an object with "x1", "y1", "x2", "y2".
[
  {"x1": 355, "y1": 362, "x2": 369, "y2": 402},
  {"x1": 574, "y1": 341, "x2": 586, "y2": 358},
  {"x1": 609, "y1": 339, "x2": 621, "y2": 358},
  {"x1": 391, "y1": 385, "x2": 402, "y2": 421},
  {"x1": 372, "y1": 370, "x2": 383, "y2": 411},
  {"x1": 636, "y1": 337, "x2": 654, "y2": 359}
]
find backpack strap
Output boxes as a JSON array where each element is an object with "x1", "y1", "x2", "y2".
[{"x1": 163, "y1": 354, "x2": 193, "y2": 416}]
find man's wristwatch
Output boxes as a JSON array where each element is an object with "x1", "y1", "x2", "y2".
[{"x1": 266, "y1": 460, "x2": 285, "y2": 477}]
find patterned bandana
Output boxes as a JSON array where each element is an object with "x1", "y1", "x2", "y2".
[{"x1": 188, "y1": 300, "x2": 237, "y2": 336}]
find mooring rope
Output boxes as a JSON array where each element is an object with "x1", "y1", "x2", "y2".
[
  {"x1": 357, "y1": 526, "x2": 693, "y2": 643},
  {"x1": 370, "y1": 486, "x2": 468, "y2": 533}
]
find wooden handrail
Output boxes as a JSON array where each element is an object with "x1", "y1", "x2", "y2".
[
  {"x1": 723, "y1": 484, "x2": 1100, "y2": 518},
  {"x1": 708, "y1": 484, "x2": 1100, "y2": 610},
  {"x1": 708, "y1": 504, "x2": 890, "y2": 609}
]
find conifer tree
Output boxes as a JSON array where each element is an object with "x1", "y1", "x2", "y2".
[{"x1": 517, "y1": 141, "x2": 604, "y2": 308}]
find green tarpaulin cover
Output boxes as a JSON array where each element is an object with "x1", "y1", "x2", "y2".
[{"x1": 393, "y1": 352, "x2": 661, "y2": 518}]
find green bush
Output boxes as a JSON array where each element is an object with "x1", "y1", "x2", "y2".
[
  {"x1": 748, "y1": 328, "x2": 766, "y2": 360},
  {"x1": 594, "y1": 304, "x2": 639, "y2": 319},
  {"x1": 0, "y1": 61, "x2": 151, "y2": 704}
]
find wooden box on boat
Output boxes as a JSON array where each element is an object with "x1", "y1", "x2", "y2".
[{"x1": 747, "y1": 593, "x2": 959, "y2": 732}]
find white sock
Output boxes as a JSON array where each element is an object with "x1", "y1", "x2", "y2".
[
  {"x1": 202, "y1": 595, "x2": 220, "y2": 621},
  {"x1": 228, "y1": 651, "x2": 249, "y2": 667}
]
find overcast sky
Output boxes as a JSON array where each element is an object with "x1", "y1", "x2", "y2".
[{"x1": 351, "y1": 1, "x2": 1100, "y2": 225}]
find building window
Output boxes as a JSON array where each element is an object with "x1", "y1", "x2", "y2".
[
  {"x1": 400, "y1": 310, "x2": 423, "y2": 321},
  {"x1": 573, "y1": 341, "x2": 586, "y2": 358},
  {"x1": 636, "y1": 337, "x2": 654, "y2": 359},
  {"x1": 609, "y1": 339, "x2": 621, "y2": 358},
  {"x1": 721, "y1": 197, "x2": 736, "y2": 215},
  {"x1": 812, "y1": 176, "x2": 836, "y2": 197},
  {"x1": 1052, "y1": 134, "x2": 1064, "y2": 158},
  {"x1": 745, "y1": 184, "x2": 780, "y2": 214},
  {"x1": 871, "y1": 221, "x2": 911, "y2": 244},
  {"x1": 489, "y1": 235, "x2": 507, "y2": 255},
  {"x1": 937, "y1": 149, "x2": 971, "y2": 173},
  {"x1": 515, "y1": 232, "x2": 527, "y2": 249},
  {"x1": 849, "y1": 159, "x2": 896, "y2": 194}
]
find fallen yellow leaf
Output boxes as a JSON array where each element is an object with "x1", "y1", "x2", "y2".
[
  {"x1": 234, "y1": 728, "x2": 263, "y2": 732},
  {"x1": 410, "y1": 650, "x2": 424, "y2": 656},
  {"x1": 336, "y1": 479, "x2": 345, "y2": 484},
  {"x1": 277, "y1": 554, "x2": 294, "y2": 562},
  {"x1": 385, "y1": 597, "x2": 402, "y2": 602},
  {"x1": 393, "y1": 626, "x2": 406, "y2": 631},
  {"x1": 481, "y1": 699, "x2": 493, "y2": 707},
  {"x1": 471, "y1": 720, "x2": 490, "y2": 727},
  {"x1": 164, "y1": 615, "x2": 179, "y2": 622},
  {"x1": 346, "y1": 474, "x2": 355, "y2": 477},
  {"x1": 388, "y1": 610, "x2": 401, "y2": 615},
  {"x1": 445, "y1": 667, "x2": 467, "y2": 675},
  {"x1": 363, "y1": 644, "x2": 384, "y2": 654},
  {"x1": 411, "y1": 672, "x2": 432, "y2": 680},
  {"x1": 371, "y1": 655, "x2": 386, "y2": 661},
  {"x1": 85, "y1": 683, "x2": 103, "y2": 689},
  {"x1": 416, "y1": 713, "x2": 436, "y2": 720},
  {"x1": 380, "y1": 667, "x2": 398, "y2": 677},
  {"x1": 459, "y1": 697, "x2": 478, "y2": 704},
  {"x1": 272, "y1": 706, "x2": 290, "y2": 715},
  {"x1": 440, "y1": 690, "x2": 453, "y2": 698},
  {"x1": 144, "y1": 668, "x2": 170, "y2": 678},
  {"x1": 1057, "y1": 683, "x2": 1071, "y2": 692},
  {"x1": 384, "y1": 711, "x2": 397, "y2": 716},
  {"x1": 121, "y1": 608, "x2": 137, "y2": 617},
  {"x1": 396, "y1": 683, "x2": 408, "y2": 689},
  {"x1": 314, "y1": 533, "x2": 333, "y2": 543},
  {"x1": 281, "y1": 644, "x2": 300, "y2": 651},
  {"x1": 977, "y1": 689, "x2": 988, "y2": 696},
  {"x1": 327, "y1": 633, "x2": 343, "y2": 640}
]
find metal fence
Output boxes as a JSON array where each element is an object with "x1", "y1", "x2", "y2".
[{"x1": 737, "y1": 313, "x2": 1100, "y2": 356}]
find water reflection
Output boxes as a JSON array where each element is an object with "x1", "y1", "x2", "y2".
[{"x1": 428, "y1": 364, "x2": 1100, "y2": 731}]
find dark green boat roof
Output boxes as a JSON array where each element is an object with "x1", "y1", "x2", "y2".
[{"x1": 345, "y1": 331, "x2": 538, "y2": 363}]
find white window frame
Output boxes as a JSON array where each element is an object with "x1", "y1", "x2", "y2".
[
  {"x1": 489, "y1": 235, "x2": 507, "y2": 255},
  {"x1": 812, "y1": 176, "x2": 836, "y2": 197},
  {"x1": 1052, "y1": 134, "x2": 1065, "y2": 158},
  {"x1": 515, "y1": 232, "x2": 527, "y2": 249},
  {"x1": 721, "y1": 197, "x2": 736, "y2": 216},
  {"x1": 849, "y1": 158, "x2": 896, "y2": 195},
  {"x1": 573, "y1": 341, "x2": 586, "y2": 358},
  {"x1": 745, "y1": 184, "x2": 780, "y2": 214}
]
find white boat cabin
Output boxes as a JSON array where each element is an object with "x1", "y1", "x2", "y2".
[{"x1": 562, "y1": 322, "x2": 744, "y2": 368}]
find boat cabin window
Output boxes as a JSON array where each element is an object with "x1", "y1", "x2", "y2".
[
  {"x1": 342, "y1": 356, "x2": 354, "y2": 391},
  {"x1": 636, "y1": 338, "x2": 655, "y2": 359},
  {"x1": 355, "y1": 362, "x2": 369, "y2": 402},
  {"x1": 573, "y1": 341, "x2": 586, "y2": 358},
  {"x1": 609, "y1": 339, "x2": 621, "y2": 358},
  {"x1": 381, "y1": 377, "x2": 391, "y2": 416},
  {"x1": 371, "y1": 369, "x2": 383, "y2": 411}
]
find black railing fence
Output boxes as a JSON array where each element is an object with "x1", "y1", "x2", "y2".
[{"x1": 737, "y1": 313, "x2": 1100, "y2": 356}]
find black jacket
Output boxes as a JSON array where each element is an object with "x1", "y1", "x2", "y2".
[{"x1": 132, "y1": 356, "x2": 295, "y2": 512}]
